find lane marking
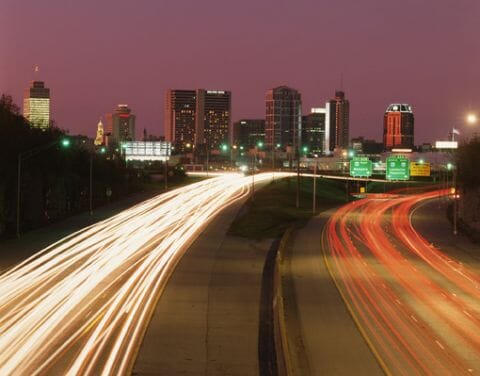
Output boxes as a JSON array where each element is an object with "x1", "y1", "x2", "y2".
[{"x1": 435, "y1": 340, "x2": 445, "y2": 350}]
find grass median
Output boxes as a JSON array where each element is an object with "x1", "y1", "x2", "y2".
[{"x1": 228, "y1": 176, "x2": 350, "y2": 239}]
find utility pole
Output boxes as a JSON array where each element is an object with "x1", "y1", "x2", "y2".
[{"x1": 312, "y1": 159, "x2": 317, "y2": 213}]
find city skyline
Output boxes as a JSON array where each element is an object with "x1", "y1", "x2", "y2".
[{"x1": 1, "y1": 1, "x2": 479, "y2": 143}]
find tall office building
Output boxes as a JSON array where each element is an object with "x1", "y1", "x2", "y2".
[
  {"x1": 302, "y1": 108, "x2": 327, "y2": 154},
  {"x1": 107, "y1": 104, "x2": 136, "y2": 145},
  {"x1": 23, "y1": 81, "x2": 51, "y2": 129},
  {"x1": 265, "y1": 86, "x2": 302, "y2": 150},
  {"x1": 233, "y1": 119, "x2": 265, "y2": 148},
  {"x1": 164, "y1": 89, "x2": 231, "y2": 152},
  {"x1": 164, "y1": 90, "x2": 197, "y2": 153},
  {"x1": 383, "y1": 103, "x2": 414, "y2": 150},
  {"x1": 196, "y1": 90, "x2": 231, "y2": 150},
  {"x1": 326, "y1": 90, "x2": 349, "y2": 151}
]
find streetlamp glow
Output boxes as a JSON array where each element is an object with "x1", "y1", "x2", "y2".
[{"x1": 466, "y1": 113, "x2": 478, "y2": 125}]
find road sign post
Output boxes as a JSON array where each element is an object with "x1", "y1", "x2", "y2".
[
  {"x1": 410, "y1": 162, "x2": 431, "y2": 177},
  {"x1": 350, "y1": 157, "x2": 373, "y2": 178},
  {"x1": 386, "y1": 156, "x2": 410, "y2": 181}
]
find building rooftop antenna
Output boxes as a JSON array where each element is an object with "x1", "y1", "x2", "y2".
[{"x1": 33, "y1": 65, "x2": 40, "y2": 80}]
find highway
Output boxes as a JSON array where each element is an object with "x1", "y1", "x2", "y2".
[
  {"x1": 324, "y1": 190, "x2": 480, "y2": 375},
  {"x1": 0, "y1": 172, "x2": 290, "y2": 375}
]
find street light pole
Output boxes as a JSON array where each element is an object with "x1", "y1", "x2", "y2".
[
  {"x1": 453, "y1": 167, "x2": 458, "y2": 235},
  {"x1": 251, "y1": 150, "x2": 256, "y2": 200},
  {"x1": 89, "y1": 155, "x2": 93, "y2": 215},
  {"x1": 164, "y1": 159, "x2": 168, "y2": 190},
  {"x1": 16, "y1": 157, "x2": 21, "y2": 238},
  {"x1": 312, "y1": 158, "x2": 317, "y2": 214},
  {"x1": 272, "y1": 144, "x2": 275, "y2": 183}
]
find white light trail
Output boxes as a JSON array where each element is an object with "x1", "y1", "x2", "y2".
[{"x1": 0, "y1": 172, "x2": 292, "y2": 375}]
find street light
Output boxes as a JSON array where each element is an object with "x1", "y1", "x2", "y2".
[
  {"x1": 251, "y1": 141, "x2": 264, "y2": 199},
  {"x1": 466, "y1": 113, "x2": 477, "y2": 125},
  {"x1": 17, "y1": 137, "x2": 70, "y2": 237}
]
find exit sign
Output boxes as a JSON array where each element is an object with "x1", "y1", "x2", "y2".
[{"x1": 386, "y1": 156, "x2": 410, "y2": 181}]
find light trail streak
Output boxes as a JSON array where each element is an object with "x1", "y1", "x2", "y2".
[
  {"x1": 324, "y1": 190, "x2": 480, "y2": 375},
  {"x1": 0, "y1": 172, "x2": 292, "y2": 375}
]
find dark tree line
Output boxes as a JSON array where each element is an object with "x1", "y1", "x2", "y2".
[
  {"x1": 0, "y1": 94, "x2": 145, "y2": 237},
  {"x1": 455, "y1": 136, "x2": 480, "y2": 238},
  {"x1": 456, "y1": 136, "x2": 480, "y2": 189}
]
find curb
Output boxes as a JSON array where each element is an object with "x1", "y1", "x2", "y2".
[{"x1": 273, "y1": 226, "x2": 295, "y2": 376}]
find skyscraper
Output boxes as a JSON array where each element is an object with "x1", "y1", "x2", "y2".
[
  {"x1": 233, "y1": 119, "x2": 265, "y2": 148},
  {"x1": 196, "y1": 89, "x2": 231, "y2": 150},
  {"x1": 326, "y1": 90, "x2": 349, "y2": 151},
  {"x1": 164, "y1": 90, "x2": 197, "y2": 153},
  {"x1": 383, "y1": 104, "x2": 414, "y2": 150},
  {"x1": 265, "y1": 86, "x2": 302, "y2": 150},
  {"x1": 108, "y1": 104, "x2": 136, "y2": 145},
  {"x1": 302, "y1": 108, "x2": 327, "y2": 154},
  {"x1": 23, "y1": 81, "x2": 51, "y2": 129},
  {"x1": 164, "y1": 89, "x2": 231, "y2": 153}
]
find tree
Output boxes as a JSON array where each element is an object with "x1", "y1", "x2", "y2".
[{"x1": 456, "y1": 136, "x2": 480, "y2": 189}]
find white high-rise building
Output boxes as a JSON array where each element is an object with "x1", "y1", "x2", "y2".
[{"x1": 23, "y1": 81, "x2": 51, "y2": 129}]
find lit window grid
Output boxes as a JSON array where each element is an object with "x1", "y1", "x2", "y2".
[{"x1": 25, "y1": 98, "x2": 50, "y2": 128}]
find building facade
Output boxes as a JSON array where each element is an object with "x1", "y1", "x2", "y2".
[
  {"x1": 383, "y1": 103, "x2": 414, "y2": 150},
  {"x1": 265, "y1": 86, "x2": 302, "y2": 150},
  {"x1": 302, "y1": 108, "x2": 327, "y2": 154},
  {"x1": 23, "y1": 81, "x2": 51, "y2": 129},
  {"x1": 107, "y1": 104, "x2": 136, "y2": 145},
  {"x1": 233, "y1": 119, "x2": 265, "y2": 148},
  {"x1": 326, "y1": 90, "x2": 349, "y2": 151},
  {"x1": 164, "y1": 90, "x2": 197, "y2": 153},
  {"x1": 196, "y1": 89, "x2": 231, "y2": 150},
  {"x1": 164, "y1": 89, "x2": 231, "y2": 153}
]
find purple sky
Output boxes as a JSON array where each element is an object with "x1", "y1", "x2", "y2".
[{"x1": 1, "y1": 0, "x2": 479, "y2": 143}]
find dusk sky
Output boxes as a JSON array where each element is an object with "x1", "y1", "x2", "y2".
[{"x1": 1, "y1": 0, "x2": 479, "y2": 143}]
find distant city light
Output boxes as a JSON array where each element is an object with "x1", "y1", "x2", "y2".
[{"x1": 435, "y1": 141, "x2": 458, "y2": 149}]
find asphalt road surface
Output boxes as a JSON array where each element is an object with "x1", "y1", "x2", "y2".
[
  {"x1": 0, "y1": 172, "x2": 290, "y2": 375},
  {"x1": 324, "y1": 190, "x2": 480, "y2": 375}
]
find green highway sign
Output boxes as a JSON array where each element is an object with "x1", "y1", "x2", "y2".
[
  {"x1": 386, "y1": 156, "x2": 410, "y2": 180},
  {"x1": 350, "y1": 157, "x2": 373, "y2": 177}
]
